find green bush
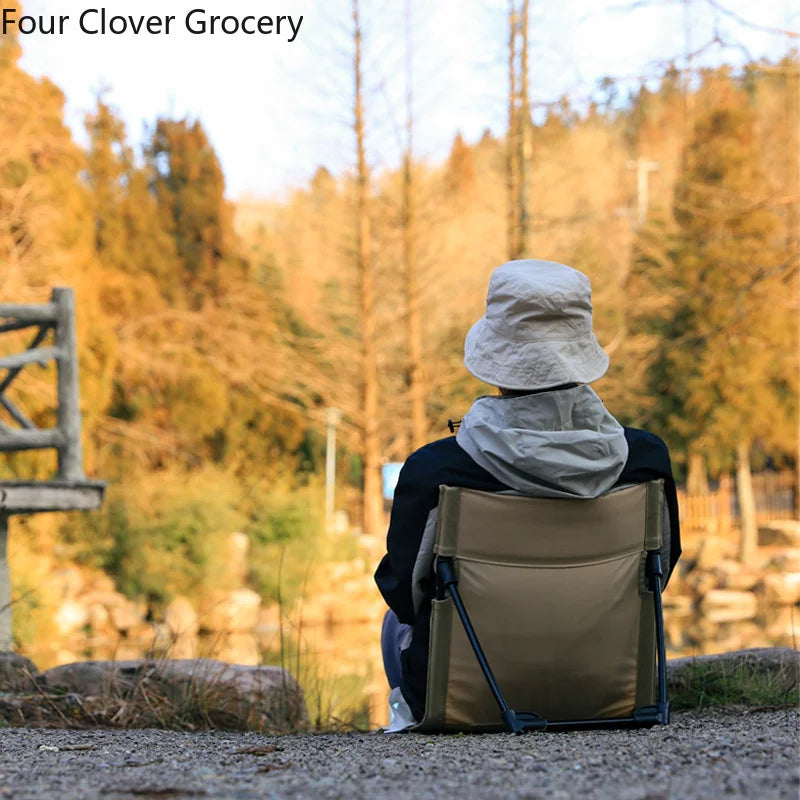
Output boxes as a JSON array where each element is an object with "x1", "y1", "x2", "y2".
[
  {"x1": 62, "y1": 467, "x2": 329, "y2": 612},
  {"x1": 246, "y1": 483, "x2": 325, "y2": 608},
  {"x1": 63, "y1": 467, "x2": 248, "y2": 606}
]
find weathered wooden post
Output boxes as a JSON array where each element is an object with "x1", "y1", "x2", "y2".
[
  {"x1": 0, "y1": 513, "x2": 9, "y2": 650},
  {"x1": 54, "y1": 288, "x2": 84, "y2": 482},
  {"x1": 0, "y1": 287, "x2": 104, "y2": 651}
]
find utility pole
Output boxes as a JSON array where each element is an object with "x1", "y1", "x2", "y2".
[
  {"x1": 325, "y1": 407, "x2": 341, "y2": 531},
  {"x1": 626, "y1": 157, "x2": 660, "y2": 225}
]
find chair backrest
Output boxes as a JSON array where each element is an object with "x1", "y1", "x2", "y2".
[{"x1": 417, "y1": 480, "x2": 664, "y2": 732}]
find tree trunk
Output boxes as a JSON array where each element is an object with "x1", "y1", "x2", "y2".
[
  {"x1": 403, "y1": 0, "x2": 425, "y2": 451},
  {"x1": 353, "y1": 0, "x2": 381, "y2": 536},
  {"x1": 687, "y1": 451, "x2": 709, "y2": 495},
  {"x1": 506, "y1": 0, "x2": 530, "y2": 260},
  {"x1": 506, "y1": 1, "x2": 519, "y2": 260},
  {"x1": 517, "y1": 0, "x2": 530, "y2": 256},
  {"x1": 736, "y1": 440, "x2": 758, "y2": 564}
]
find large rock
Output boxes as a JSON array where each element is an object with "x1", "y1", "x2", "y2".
[
  {"x1": 767, "y1": 548, "x2": 800, "y2": 573},
  {"x1": 41, "y1": 658, "x2": 307, "y2": 731},
  {"x1": 207, "y1": 633, "x2": 260, "y2": 666},
  {"x1": 668, "y1": 647, "x2": 800, "y2": 698},
  {"x1": 53, "y1": 600, "x2": 89, "y2": 636},
  {"x1": 699, "y1": 589, "x2": 758, "y2": 623},
  {"x1": 109, "y1": 601, "x2": 145, "y2": 633},
  {"x1": 760, "y1": 572, "x2": 800, "y2": 606},
  {"x1": 165, "y1": 595, "x2": 199, "y2": 638},
  {"x1": 200, "y1": 589, "x2": 261, "y2": 632},
  {"x1": 79, "y1": 590, "x2": 130, "y2": 610},
  {"x1": 53, "y1": 600, "x2": 90, "y2": 636},
  {"x1": 712, "y1": 559, "x2": 760, "y2": 592},
  {"x1": 0, "y1": 652, "x2": 40, "y2": 693},
  {"x1": 48, "y1": 567, "x2": 85, "y2": 601},
  {"x1": 662, "y1": 593, "x2": 693, "y2": 614},
  {"x1": 759, "y1": 520, "x2": 800, "y2": 547},
  {"x1": 694, "y1": 536, "x2": 732, "y2": 569},
  {"x1": 222, "y1": 532, "x2": 250, "y2": 586}
]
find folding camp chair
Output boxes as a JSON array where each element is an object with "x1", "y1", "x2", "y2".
[{"x1": 415, "y1": 480, "x2": 669, "y2": 733}]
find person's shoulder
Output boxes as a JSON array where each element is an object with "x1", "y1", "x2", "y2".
[
  {"x1": 624, "y1": 426, "x2": 670, "y2": 453},
  {"x1": 622, "y1": 427, "x2": 673, "y2": 472},
  {"x1": 402, "y1": 436, "x2": 462, "y2": 476}
]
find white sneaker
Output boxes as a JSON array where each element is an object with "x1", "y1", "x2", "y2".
[{"x1": 383, "y1": 686, "x2": 417, "y2": 733}]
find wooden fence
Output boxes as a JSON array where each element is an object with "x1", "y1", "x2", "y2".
[
  {"x1": 0, "y1": 287, "x2": 84, "y2": 480},
  {"x1": 677, "y1": 471, "x2": 797, "y2": 532}
]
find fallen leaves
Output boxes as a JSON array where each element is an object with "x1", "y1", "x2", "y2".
[{"x1": 234, "y1": 745, "x2": 280, "y2": 755}]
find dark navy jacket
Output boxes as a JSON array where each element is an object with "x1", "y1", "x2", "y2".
[{"x1": 373, "y1": 427, "x2": 681, "y2": 720}]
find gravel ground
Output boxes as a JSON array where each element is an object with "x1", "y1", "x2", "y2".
[{"x1": 0, "y1": 707, "x2": 797, "y2": 799}]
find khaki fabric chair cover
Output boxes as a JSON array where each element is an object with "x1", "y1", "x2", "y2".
[{"x1": 417, "y1": 481, "x2": 664, "y2": 732}]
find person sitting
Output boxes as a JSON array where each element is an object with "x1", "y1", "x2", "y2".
[{"x1": 374, "y1": 258, "x2": 681, "y2": 731}]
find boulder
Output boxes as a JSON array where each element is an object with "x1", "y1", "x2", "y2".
[
  {"x1": 695, "y1": 536, "x2": 732, "y2": 570},
  {"x1": 762, "y1": 607, "x2": 800, "y2": 645},
  {"x1": 662, "y1": 593, "x2": 693, "y2": 614},
  {"x1": 766, "y1": 548, "x2": 800, "y2": 573},
  {"x1": 109, "y1": 601, "x2": 144, "y2": 633},
  {"x1": 222, "y1": 532, "x2": 250, "y2": 586},
  {"x1": 86, "y1": 572, "x2": 117, "y2": 593},
  {"x1": 112, "y1": 641, "x2": 147, "y2": 661},
  {"x1": 200, "y1": 589, "x2": 261, "y2": 633},
  {"x1": 712, "y1": 559, "x2": 760, "y2": 592},
  {"x1": 166, "y1": 633, "x2": 198, "y2": 660},
  {"x1": 41, "y1": 658, "x2": 308, "y2": 731},
  {"x1": 53, "y1": 649, "x2": 81, "y2": 667},
  {"x1": 79, "y1": 590, "x2": 129, "y2": 610},
  {"x1": 42, "y1": 660, "x2": 133, "y2": 696},
  {"x1": 668, "y1": 647, "x2": 800, "y2": 697},
  {"x1": 699, "y1": 589, "x2": 758, "y2": 622},
  {"x1": 148, "y1": 622, "x2": 176, "y2": 653},
  {"x1": 0, "y1": 652, "x2": 39, "y2": 693},
  {"x1": 759, "y1": 520, "x2": 800, "y2": 548},
  {"x1": 256, "y1": 604, "x2": 281, "y2": 633},
  {"x1": 53, "y1": 600, "x2": 90, "y2": 636},
  {"x1": 208, "y1": 633, "x2": 260, "y2": 666},
  {"x1": 49, "y1": 567, "x2": 85, "y2": 601},
  {"x1": 87, "y1": 603, "x2": 112, "y2": 634},
  {"x1": 686, "y1": 569, "x2": 717, "y2": 598},
  {"x1": 760, "y1": 572, "x2": 800, "y2": 606},
  {"x1": 165, "y1": 596, "x2": 199, "y2": 638}
]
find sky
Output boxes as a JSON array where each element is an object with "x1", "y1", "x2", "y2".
[{"x1": 13, "y1": 0, "x2": 799, "y2": 199}]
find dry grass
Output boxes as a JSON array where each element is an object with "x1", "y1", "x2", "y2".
[
  {"x1": 0, "y1": 661, "x2": 308, "y2": 733},
  {"x1": 669, "y1": 655, "x2": 800, "y2": 711}
]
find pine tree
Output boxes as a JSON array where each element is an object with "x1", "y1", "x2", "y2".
[
  {"x1": 85, "y1": 98, "x2": 129, "y2": 272},
  {"x1": 637, "y1": 69, "x2": 797, "y2": 561},
  {"x1": 85, "y1": 98, "x2": 180, "y2": 304},
  {"x1": 147, "y1": 118, "x2": 244, "y2": 309}
]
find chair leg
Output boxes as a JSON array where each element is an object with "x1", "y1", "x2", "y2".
[
  {"x1": 648, "y1": 552, "x2": 670, "y2": 725},
  {"x1": 437, "y1": 558, "x2": 546, "y2": 733}
]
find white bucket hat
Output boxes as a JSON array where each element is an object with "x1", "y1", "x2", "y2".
[{"x1": 464, "y1": 259, "x2": 609, "y2": 390}]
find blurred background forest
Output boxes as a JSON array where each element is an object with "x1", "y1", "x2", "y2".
[{"x1": 0, "y1": 0, "x2": 798, "y2": 711}]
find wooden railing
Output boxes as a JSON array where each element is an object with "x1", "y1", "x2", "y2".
[
  {"x1": 0, "y1": 287, "x2": 84, "y2": 481},
  {"x1": 677, "y1": 471, "x2": 797, "y2": 532}
]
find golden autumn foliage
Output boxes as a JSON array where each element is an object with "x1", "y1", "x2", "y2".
[{"x1": 1, "y1": 17, "x2": 798, "y2": 626}]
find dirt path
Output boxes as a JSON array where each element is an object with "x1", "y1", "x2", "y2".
[{"x1": 0, "y1": 707, "x2": 797, "y2": 799}]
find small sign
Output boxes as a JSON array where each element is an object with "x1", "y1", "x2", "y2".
[{"x1": 382, "y1": 462, "x2": 404, "y2": 501}]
